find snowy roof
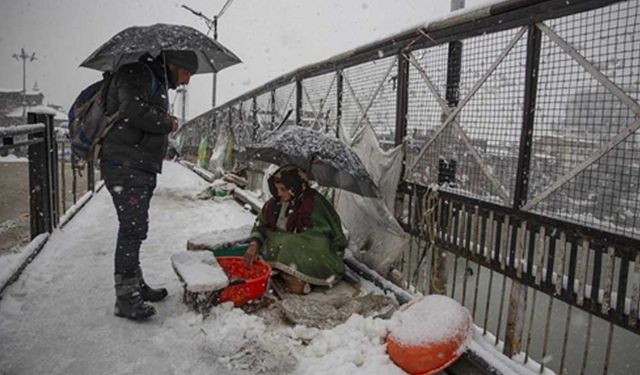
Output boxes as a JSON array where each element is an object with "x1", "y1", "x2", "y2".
[
  {"x1": 0, "y1": 88, "x2": 43, "y2": 95},
  {"x1": 5, "y1": 105, "x2": 68, "y2": 120}
]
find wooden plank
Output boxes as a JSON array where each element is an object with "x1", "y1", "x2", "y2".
[
  {"x1": 458, "y1": 205, "x2": 467, "y2": 249},
  {"x1": 500, "y1": 215, "x2": 510, "y2": 270},
  {"x1": 602, "y1": 246, "x2": 616, "y2": 315},
  {"x1": 471, "y1": 206, "x2": 480, "y2": 254},
  {"x1": 576, "y1": 238, "x2": 591, "y2": 306},
  {"x1": 535, "y1": 226, "x2": 547, "y2": 285},
  {"x1": 448, "y1": 202, "x2": 455, "y2": 242},
  {"x1": 485, "y1": 211, "x2": 495, "y2": 262},
  {"x1": 629, "y1": 253, "x2": 640, "y2": 327},
  {"x1": 555, "y1": 232, "x2": 567, "y2": 296},
  {"x1": 516, "y1": 221, "x2": 527, "y2": 278}
]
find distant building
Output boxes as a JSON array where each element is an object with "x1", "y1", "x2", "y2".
[
  {"x1": 0, "y1": 88, "x2": 67, "y2": 128},
  {"x1": 1, "y1": 88, "x2": 68, "y2": 156}
]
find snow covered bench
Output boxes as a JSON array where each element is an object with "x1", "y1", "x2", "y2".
[
  {"x1": 171, "y1": 251, "x2": 229, "y2": 314},
  {"x1": 186, "y1": 224, "x2": 254, "y2": 251}
]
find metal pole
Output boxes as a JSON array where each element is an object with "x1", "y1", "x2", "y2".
[
  {"x1": 430, "y1": 0, "x2": 466, "y2": 297},
  {"x1": 60, "y1": 141, "x2": 67, "y2": 214},
  {"x1": 336, "y1": 70, "x2": 343, "y2": 138},
  {"x1": 47, "y1": 114, "x2": 59, "y2": 227},
  {"x1": 28, "y1": 112, "x2": 52, "y2": 237},
  {"x1": 295, "y1": 79, "x2": 303, "y2": 126},
  {"x1": 182, "y1": 1, "x2": 235, "y2": 109},
  {"x1": 395, "y1": 54, "x2": 409, "y2": 146},
  {"x1": 22, "y1": 57, "x2": 26, "y2": 121},
  {"x1": 12, "y1": 48, "x2": 37, "y2": 122},
  {"x1": 503, "y1": 23, "x2": 542, "y2": 358},
  {"x1": 212, "y1": 16, "x2": 218, "y2": 109}
]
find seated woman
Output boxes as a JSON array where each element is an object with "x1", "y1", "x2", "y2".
[{"x1": 244, "y1": 165, "x2": 347, "y2": 294}]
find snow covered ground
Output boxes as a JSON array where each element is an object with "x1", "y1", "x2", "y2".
[
  {"x1": 0, "y1": 154, "x2": 28, "y2": 163},
  {"x1": 0, "y1": 161, "x2": 557, "y2": 375},
  {"x1": 0, "y1": 162, "x2": 409, "y2": 375}
]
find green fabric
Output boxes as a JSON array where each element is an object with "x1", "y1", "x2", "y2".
[{"x1": 251, "y1": 191, "x2": 347, "y2": 285}]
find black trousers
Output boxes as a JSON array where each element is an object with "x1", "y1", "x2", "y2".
[{"x1": 102, "y1": 165, "x2": 157, "y2": 276}]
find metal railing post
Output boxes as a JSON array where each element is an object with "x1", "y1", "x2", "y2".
[
  {"x1": 336, "y1": 70, "x2": 343, "y2": 138},
  {"x1": 252, "y1": 96, "x2": 258, "y2": 140},
  {"x1": 395, "y1": 53, "x2": 409, "y2": 146},
  {"x1": 60, "y1": 141, "x2": 67, "y2": 213},
  {"x1": 87, "y1": 159, "x2": 95, "y2": 192},
  {"x1": 27, "y1": 112, "x2": 52, "y2": 237},
  {"x1": 295, "y1": 78, "x2": 303, "y2": 126},
  {"x1": 431, "y1": 33, "x2": 464, "y2": 296},
  {"x1": 504, "y1": 24, "x2": 542, "y2": 358},
  {"x1": 270, "y1": 90, "x2": 276, "y2": 129},
  {"x1": 46, "y1": 114, "x2": 60, "y2": 227}
]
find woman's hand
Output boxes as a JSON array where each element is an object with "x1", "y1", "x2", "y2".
[{"x1": 244, "y1": 241, "x2": 259, "y2": 267}]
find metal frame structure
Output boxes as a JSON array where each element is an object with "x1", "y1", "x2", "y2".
[{"x1": 178, "y1": 1, "x2": 639, "y2": 373}]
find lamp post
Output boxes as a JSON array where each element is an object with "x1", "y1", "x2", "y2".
[
  {"x1": 12, "y1": 48, "x2": 37, "y2": 122},
  {"x1": 182, "y1": 0, "x2": 235, "y2": 109}
]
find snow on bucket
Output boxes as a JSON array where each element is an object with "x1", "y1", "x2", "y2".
[{"x1": 386, "y1": 295, "x2": 472, "y2": 375}]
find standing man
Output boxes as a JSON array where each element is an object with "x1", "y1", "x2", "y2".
[{"x1": 100, "y1": 51, "x2": 198, "y2": 320}]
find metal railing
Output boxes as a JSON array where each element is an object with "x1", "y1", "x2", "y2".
[
  {"x1": 178, "y1": 0, "x2": 640, "y2": 373},
  {"x1": 0, "y1": 112, "x2": 97, "y2": 238}
]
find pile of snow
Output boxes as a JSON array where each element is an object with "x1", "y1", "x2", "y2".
[
  {"x1": 387, "y1": 294, "x2": 472, "y2": 350},
  {"x1": 171, "y1": 251, "x2": 229, "y2": 292}
]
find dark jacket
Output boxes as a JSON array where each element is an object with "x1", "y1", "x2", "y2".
[{"x1": 100, "y1": 59, "x2": 173, "y2": 174}]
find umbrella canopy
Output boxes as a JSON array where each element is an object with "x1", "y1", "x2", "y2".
[
  {"x1": 80, "y1": 23, "x2": 241, "y2": 73},
  {"x1": 244, "y1": 126, "x2": 380, "y2": 197}
]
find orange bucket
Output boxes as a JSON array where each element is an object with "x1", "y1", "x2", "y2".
[
  {"x1": 216, "y1": 256, "x2": 271, "y2": 307},
  {"x1": 386, "y1": 295, "x2": 472, "y2": 375}
]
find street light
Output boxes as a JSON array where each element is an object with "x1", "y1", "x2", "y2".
[
  {"x1": 12, "y1": 48, "x2": 37, "y2": 122},
  {"x1": 182, "y1": 0, "x2": 236, "y2": 109}
]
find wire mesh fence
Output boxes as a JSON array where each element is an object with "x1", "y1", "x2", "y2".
[
  {"x1": 300, "y1": 72, "x2": 338, "y2": 134},
  {"x1": 177, "y1": 1, "x2": 640, "y2": 372},
  {"x1": 275, "y1": 83, "x2": 297, "y2": 128},
  {"x1": 341, "y1": 56, "x2": 398, "y2": 145},
  {"x1": 529, "y1": 0, "x2": 640, "y2": 239},
  {"x1": 255, "y1": 91, "x2": 273, "y2": 130}
]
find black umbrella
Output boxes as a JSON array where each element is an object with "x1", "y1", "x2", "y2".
[
  {"x1": 243, "y1": 126, "x2": 380, "y2": 197},
  {"x1": 80, "y1": 23, "x2": 241, "y2": 73}
]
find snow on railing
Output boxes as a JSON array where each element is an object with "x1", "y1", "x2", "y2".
[
  {"x1": 0, "y1": 233, "x2": 49, "y2": 295},
  {"x1": 0, "y1": 123, "x2": 45, "y2": 137}
]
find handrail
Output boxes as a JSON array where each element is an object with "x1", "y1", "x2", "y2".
[{"x1": 0, "y1": 123, "x2": 45, "y2": 137}]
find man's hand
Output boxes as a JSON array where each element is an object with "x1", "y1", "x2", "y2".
[
  {"x1": 244, "y1": 241, "x2": 259, "y2": 267},
  {"x1": 170, "y1": 116, "x2": 179, "y2": 133}
]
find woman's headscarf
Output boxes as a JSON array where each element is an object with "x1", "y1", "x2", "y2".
[
  {"x1": 268, "y1": 165, "x2": 309, "y2": 199},
  {"x1": 264, "y1": 165, "x2": 314, "y2": 232}
]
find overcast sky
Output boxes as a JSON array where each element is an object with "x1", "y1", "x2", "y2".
[{"x1": 0, "y1": 0, "x2": 492, "y2": 120}]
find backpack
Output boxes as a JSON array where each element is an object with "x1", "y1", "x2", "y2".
[{"x1": 68, "y1": 64, "x2": 160, "y2": 161}]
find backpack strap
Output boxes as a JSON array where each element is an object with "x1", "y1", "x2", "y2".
[{"x1": 142, "y1": 63, "x2": 160, "y2": 98}]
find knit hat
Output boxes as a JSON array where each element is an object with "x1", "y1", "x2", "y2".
[{"x1": 163, "y1": 50, "x2": 199, "y2": 74}]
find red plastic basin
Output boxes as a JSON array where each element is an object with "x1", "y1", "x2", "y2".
[
  {"x1": 217, "y1": 256, "x2": 271, "y2": 307},
  {"x1": 386, "y1": 295, "x2": 472, "y2": 375}
]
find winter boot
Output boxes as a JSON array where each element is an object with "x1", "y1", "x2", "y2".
[
  {"x1": 114, "y1": 274, "x2": 156, "y2": 321},
  {"x1": 136, "y1": 267, "x2": 168, "y2": 302}
]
